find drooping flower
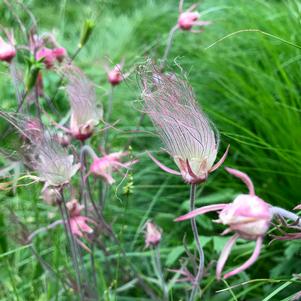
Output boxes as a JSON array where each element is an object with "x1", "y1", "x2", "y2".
[
  {"x1": 36, "y1": 47, "x2": 67, "y2": 69},
  {"x1": 144, "y1": 221, "x2": 162, "y2": 248},
  {"x1": 177, "y1": 1, "x2": 211, "y2": 32},
  {"x1": 139, "y1": 63, "x2": 229, "y2": 184},
  {"x1": 175, "y1": 167, "x2": 273, "y2": 279},
  {"x1": 66, "y1": 199, "x2": 94, "y2": 238},
  {"x1": 61, "y1": 65, "x2": 103, "y2": 141},
  {"x1": 0, "y1": 34, "x2": 16, "y2": 63},
  {"x1": 89, "y1": 150, "x2": 138, "y2": 185},
  {"x1": 106, "y1": 63, "x2": 123, "y2": 86}
]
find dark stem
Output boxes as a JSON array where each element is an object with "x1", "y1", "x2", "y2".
[
  {"x1": 189, "y1": 184, "x2": 204, "y2": 301},
  {"x1": 58, "y1": 193, "x2": 84, "y2": 300}
]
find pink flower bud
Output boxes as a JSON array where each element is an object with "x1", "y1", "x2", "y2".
[
  {"x1": 52, "y1": 47, "x2": 66, "y2": 62},
  {"x1": 0, "y1": 36, "x2": 16, "y2": 63},
  {"x1": 178, "y1": 12, "x2": 200, "y2": 30},
  {"x1": 36, "y1": 47, "x2": 55, "y2": 69},
  {"x1": 145, "y1": 221, "x2": 162, "y2": 248},
  {"x1": 108, "y1": 64, "x2": 123, "y2": 86},
  {"x1": 36, "y1": 47, "x2": 67, "y2": 69}
]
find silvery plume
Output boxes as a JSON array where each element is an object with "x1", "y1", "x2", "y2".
[
  {"x1": 0, "y1": 111, "x2": 80, "y2": 188},
  {"x1": 139, "y1": 63, "x2": 229, "y2": 184}
]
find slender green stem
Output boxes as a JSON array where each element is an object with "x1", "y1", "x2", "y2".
[
  {"x1": 152, "y1": 247, "x2": 168, "y2": 300},
  {"x1": 189, "y1": 184, "x2": 204, "y2": 301}
]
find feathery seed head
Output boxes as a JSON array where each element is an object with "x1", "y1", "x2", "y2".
[{"x1": 140, "y1": 63, "x2": 219, "y2": 184}]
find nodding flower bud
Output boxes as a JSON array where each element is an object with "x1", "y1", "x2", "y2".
[
  {"x1": 144, "y1": 221, "x2": 162, "y2": 248},
  {"x1": 107, "y1": 64, "x2": 123, "y2": 85},
  {"x1": 66, "y1": 199, "x2": 94, "y2": 238},
  {"x1": 36, "y1": 47, "x2": 67, "y2": 69},
  {"x1": 177, "y1": 2, "x2": 211, "y2": 32},
  {"x1": 0, "y1": 36, "x2": 16, "y2": 63},
  {"x1": 61, "y1": 65, "x2": 103, "y2": 141},
  {"x1": 89, "y1": 151, "x2": 138, "y2": 185},
  {"x1": 178, "y1": 12, "x2": 200, "y2": 30},
  {"x1": 140, "y1": 63, "x2": 229, "y2": 184}
]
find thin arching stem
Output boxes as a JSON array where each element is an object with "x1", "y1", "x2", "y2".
[
  {"x1": 189, "y1": 184, "x2": 204, "y2": 301},
  {"x1": 160, "y1": 25, "x2": 178, "y2": 70}
]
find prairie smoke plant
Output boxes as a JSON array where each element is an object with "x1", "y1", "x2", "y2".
[
  {"x1": 176, "y1": 167, "x2": 301, "y2": 279},
  {"x1": 161, "y1": 1, "x2": 211, "y2": 68},
  {"x1": 140, "y1": 64, "x2": 229, "y2": 184},
  {"x1": 60, "y1": 65, "x2": 103, "y2": 141}
]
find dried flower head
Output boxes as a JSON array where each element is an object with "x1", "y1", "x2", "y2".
[
  {"x1": 0, "y1": 34, "x2": 16, "y2": 63},
  {"x1": 140, "y1": 63, "x2": 228, "y2": 184},
  {"x1": 62, "y1": 65, "x2": 103, "y2": 141},
  {"x1": 144, "y1": 221, "x2": 162, "y2": 248},
  {"x1": 175, "y1": 168, "x2": 273, "y2": 279}
]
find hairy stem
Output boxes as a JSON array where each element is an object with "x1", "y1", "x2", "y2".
[
  {"x1": 58, "y1": 193, "x2": 84, "y2": 300},
  {"x1": 189, "y1": 184, "x2": 204, "y2": 301}
]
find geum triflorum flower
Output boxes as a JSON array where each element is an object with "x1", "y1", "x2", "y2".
[
  {"x1": 140, "y1": 65, "x2": 229, "y2": 184},
  {"x1": 175, "y1": 167, "x2": 301, "y2": 279},
  {"x1": 58, "y1": 65, "x2": 103, "y2": 141},
  {"x1": 177, "y1": 0, "x2": 211, "y2": 32},
  {"x1": 81, "y1": 145, "x2": 138, "y2": 185}
]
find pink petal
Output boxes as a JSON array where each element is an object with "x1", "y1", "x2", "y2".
[
  {"x1": 294, "y1": 204, "x2": 301, "y2": 210},
  {"x1": 223, "y1": 236, "x2": 263, "y2": 279},
  {"x1": 225, "y1": 167, "x2": 255, "y2": 196},
  {"x1": 174, "y1": 204, "x2": 227, "y2": 222},
  {"x1": 216, "y1": 234, "x2": 239, "y2": 280},
  {"x1": 146, "y1": 151, "x2": 181, "y2": 176},
  {"x1": 209, "y1": 145, "x2": 230, "y2": 173},
  {"x1": 186, "y1": 159, "x2": 197, "y2": 179}
]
